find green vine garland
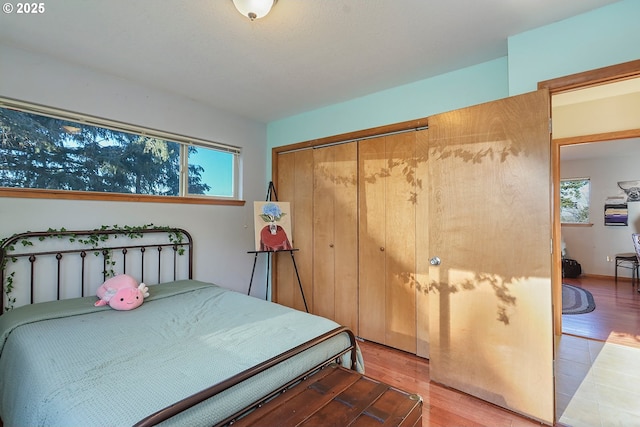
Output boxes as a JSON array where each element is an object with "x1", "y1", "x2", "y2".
[{"x1": 1, "y1": 224, "x2": 185, "y2": 311}]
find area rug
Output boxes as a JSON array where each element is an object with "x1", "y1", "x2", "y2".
[{"x1": 562, "y1": 284, "x2": 596, "y2": 315}]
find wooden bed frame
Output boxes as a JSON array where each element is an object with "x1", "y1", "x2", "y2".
[{"x1": 0, "y1": 226, "x2": 360, "y2": 426}]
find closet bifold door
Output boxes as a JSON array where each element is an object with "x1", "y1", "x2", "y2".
[
  {"x1": 358, "y1": 132, "x2": 417, "y2": 353},
  {"x1": 312, "y1": 142, "x2": 358, "y2": 333},
  {"x1": 275, "y1": 149, "x2": 314, "y2": 313},
  {"x1": 415, "y1": 128, "x2": 429, "y2": 358},
  {"x1": 427, "y1": 90, "x2": 553, "y2": 424}
]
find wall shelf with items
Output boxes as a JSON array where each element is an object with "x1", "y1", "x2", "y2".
[{"x1": 604, "y1": 203, "x2": 628, "y2": 226}]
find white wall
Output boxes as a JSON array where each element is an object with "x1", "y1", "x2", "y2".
[
  {"x1": 0, "y1": 43, "x2": 270, "y2": 296},
  {"x1": 561, "y1": 150, "x2": 640, "y2": 278}
]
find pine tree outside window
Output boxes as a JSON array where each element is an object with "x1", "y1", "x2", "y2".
[
  {"x1": 560, "y1": 178, "x2": 590, "y2": 224},
  {"x1": 0, "y1": 100, "x2": 240, "y2": 200}
]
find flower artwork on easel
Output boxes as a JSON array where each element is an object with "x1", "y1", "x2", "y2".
[{"x1": 254, "y1": 201, "x2": 293, "y2": 251}]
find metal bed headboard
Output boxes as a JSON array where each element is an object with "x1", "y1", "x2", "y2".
[{"x1": 1, "y1": 226, "x2": 193, "y2": 313}]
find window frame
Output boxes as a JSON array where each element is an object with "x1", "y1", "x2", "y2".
[{"x1": 0, "y1": 97, "x2": 244, "y2": 206}]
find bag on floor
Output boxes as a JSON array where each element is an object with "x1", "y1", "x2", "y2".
[{"x1": 562, "y1": 258, "x2": 582, "y2": 278}]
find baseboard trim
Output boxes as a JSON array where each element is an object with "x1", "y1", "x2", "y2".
[{"x1": 578, "y1": 273, "x2": 635, "y2": 282}]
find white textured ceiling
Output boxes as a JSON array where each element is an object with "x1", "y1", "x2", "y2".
[
  {"x1": 0, "y1": 0, "x2": 619, "y2": 123},
  {"x1": 556, "y1": 77, "x2": 640, "y2": 161},
  {"x1": 561, "y1": 138, "x2": 640, "y2": 161}
]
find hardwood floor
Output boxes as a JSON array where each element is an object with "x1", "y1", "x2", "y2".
[
  {"x1": 357, "y1": 275, "x2": 640, "y2": 426},
  {"x1": 556, "y1": 275, "x2": 640, "y2": 426},
  {"x1": 562, "y1": 275, "x2": 640, "y2": 347},
  {"x1": 357, "y1": 340, "x2": 542, "y2": 426}
]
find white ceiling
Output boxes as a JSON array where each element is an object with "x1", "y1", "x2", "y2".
[
  {"x1": 561, "y1": 138, "x2": 640, "y2": 161},
  {"x1": 0, "y1": 0, "x2": 619, "y2": 123},
  {"x1": 556, "y1": 77, "x2": 640, "y2": 161},
  {"x1": 554, "y1": 77, "x2": 640, "y2": 106}
]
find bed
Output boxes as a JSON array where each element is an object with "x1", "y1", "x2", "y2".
[{"x1": 0, "y1": 226, "x2": 362, "y2": 426}]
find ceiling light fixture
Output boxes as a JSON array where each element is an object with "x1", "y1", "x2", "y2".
[{"x1": 232, "y1": 0, "x2": 276, "y2": 21}]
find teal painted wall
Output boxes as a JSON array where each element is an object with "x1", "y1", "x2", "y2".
[
  {"x1": 267, "y1": 57, "x2": 508, "y2": 149},
  {"x1": 267, "y1": 0, "x2": 639, "y2": 174},
  {"x1": 508, "y1": 0, "x2": 640, "y2": 95}
]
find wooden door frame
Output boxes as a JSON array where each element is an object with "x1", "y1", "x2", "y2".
[{"x1": 538, "y1": 59, "x2": 640, "y2": 335}]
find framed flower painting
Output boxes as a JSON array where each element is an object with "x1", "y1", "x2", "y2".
[{"x1": 253, "y1": 201, "x2": 293, "y2": 251}]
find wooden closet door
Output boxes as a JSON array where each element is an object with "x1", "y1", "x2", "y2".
[
  {"x1": 428, "y1": 90, "x2": 553, "y2": 423},
  {"x1": 275, "y1": 149, "x2": 314, "y2": 312},
  {"x1": 313, "y1": 142, "x2": 358, "y2": 332},
  {"x1": 359, "y1": 132, "x2": 417, "y2": 353},
  {"x1": 415, "y1": 128, "x2": 430, "y2": 357},
  {"x1": 358, "y1": 136, "x2": 386, "y2": 344}
]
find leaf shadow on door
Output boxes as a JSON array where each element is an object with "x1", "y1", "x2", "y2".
[
  {"x1": 429, "y1": 274, "x2": 519, "y2": 325},
  {"x1": 314, "y1": 132, "x2": 537, "y2": 328},
  {"x1": 430, "y1": 142, "x2": 528, "y2": 164},
  {"x1": 427, "y1": 131, "x2": 546, "y2": 327}
]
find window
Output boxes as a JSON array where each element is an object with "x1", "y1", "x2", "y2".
[
  {"x1": 560, "y1": 178, "x2": 590, "y2": 224},
  {"x1": 0, "y1": 99, "x2": 241, "y2": 201}
]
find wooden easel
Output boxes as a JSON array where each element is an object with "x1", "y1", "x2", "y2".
[{"x1": 247, "y1": 182, "x2": 309, "y2": 312}]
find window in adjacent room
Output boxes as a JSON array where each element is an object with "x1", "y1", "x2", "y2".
[
  {"x1": 0, "y1": 100, "x2": 241, "y2": 200},
  {"x1": 560, "y1": 178, "x2": 590, "y2": 224}
]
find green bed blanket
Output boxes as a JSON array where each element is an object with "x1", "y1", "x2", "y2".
[{"x1": 0, "y1": 280, "x2": 363, "y2": 426}]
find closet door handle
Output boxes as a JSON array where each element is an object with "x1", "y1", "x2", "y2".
[
  {"x1": 430, "y1": 256, "x2": 441, "y2": 266},
  {"x1": 329, "y1": 243, "x2": 334, "y2": 248},
  {"x1": 380, "y1": 247, "x2": 385, "y2": 252}
]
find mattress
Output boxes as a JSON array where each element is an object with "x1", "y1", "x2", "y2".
[{"x1": 0, "y1": 280, "x2": 362, "y2": 426}]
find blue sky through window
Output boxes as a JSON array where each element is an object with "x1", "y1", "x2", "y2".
[{"x1": 190, "y1": 148, "x2": 234, "y2": 197}]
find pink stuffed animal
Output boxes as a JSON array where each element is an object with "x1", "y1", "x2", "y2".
[{"x1": 94, "y1": 274, "x2": 149, "y2": 310}]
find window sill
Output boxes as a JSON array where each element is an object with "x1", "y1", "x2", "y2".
[
  {"x1": 561, "y1": 223, "x2": 594, "y2": 227},
  {"x1": 0, "y1": 188, "x2": 246, "y2": 206}
]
